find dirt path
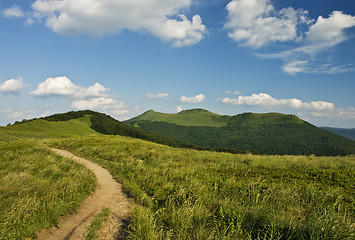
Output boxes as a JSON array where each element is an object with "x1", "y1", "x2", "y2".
[{"x1": 37, "y1": 148, "x2": 131, "y2": 240}]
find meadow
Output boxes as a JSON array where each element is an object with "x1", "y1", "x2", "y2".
[
  {"x1": 50, "y1": 135, "x2": 355, "y2": 240},
  {"x1": 0, "y1": 113, "x2": 354, "y2": 239},
  {"x1": 0, "y1": 139, "x2": 96, "y2": 239}
]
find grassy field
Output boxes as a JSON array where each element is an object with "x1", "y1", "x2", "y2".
[
  {"x1": 0, "y1": 116, "x2": 98, "y2": 140},
  {"x1": 0, "y1": 114, "x2": 354, "y2": 239},
  {"x1": 0, "y1": 139, "x2": 96, "y2": 239},
  {"x1": 50, "y1": 135, "x2": 355, "y2": 240},
  {"x1": 125, "y1": 109, "x2": 229, "y2": 127}
]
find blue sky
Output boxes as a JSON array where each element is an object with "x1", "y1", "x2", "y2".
[{"x1": 0, "y1": 0, "x2": 354, "y2": 127}]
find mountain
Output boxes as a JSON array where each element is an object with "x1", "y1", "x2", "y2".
[
  {"x1": 126, "y1": 109, "x2": 229, "y2": 127},
  {"x1": 320, "y1": 127, "x2": 355, "y2": 141},
  {"x1": 1, "y1": 110, "x2": 226, "y2": 152},
  {"x1": 125, "y1": 109, "x2": 355, "y2": 156}
]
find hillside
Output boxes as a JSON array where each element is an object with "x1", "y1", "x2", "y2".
[
  {"x1": 1, "y1": 110, "x2": 216, "y2": 151},
  {"x1": 321, "y1": 127, "x2": 355, "y2": 141},
  {"x1": 0, "y1": 115, "x2": 97, "y2": 139},
  {"x1": 125, "y1": 109, "x2": 355, "y2": 156},
  {"x1": 126, "y1": 109, "x2": 229, "y2": 127}
]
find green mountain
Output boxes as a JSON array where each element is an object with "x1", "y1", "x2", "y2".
[
  {"x1": 320, "y1": 127, "x2": 355, "y2": 141},
  {"x1": 125, "y1": 109, "x2": 355, "y2": 156},
  {"x1": 0, "y1": 115, "x2": 98, "y2": 140},
  {"x1": 1, "y1": 110, "x2": 217, "y2": 151},
  {"x1": 126, "y1": 109, "x2": 229, "y2": 127}
]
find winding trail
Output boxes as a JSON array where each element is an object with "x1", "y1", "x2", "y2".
[{"x1": 37, "y1": 148, "x2": 131, "y2": 240}]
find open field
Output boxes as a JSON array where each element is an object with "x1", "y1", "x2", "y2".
[
  {"x1": 50, "y1": 135, "x2": 355, "y2": 240},
  {"x1": 0, "y1": 114, "x2": 354, "y2": 239}
]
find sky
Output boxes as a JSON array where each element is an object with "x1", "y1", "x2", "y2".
[{"x1": 0, "y1": 0, "x2": 355, "y2": 128}]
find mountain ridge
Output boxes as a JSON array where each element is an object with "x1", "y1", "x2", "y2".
[
  {"x1": 125, "y1": 109, "x2": 355, "y2": 156},
  {"x1": 320, "y1": 127, "x2": 355, "y2": 141}
]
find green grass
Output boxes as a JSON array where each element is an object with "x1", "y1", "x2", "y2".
[
  {"x1": 1, "y1": 111, "x2": 354, "y2": 239},
  {"x1": 0, "y1": 117, "x2": 98, "y2": 139},
  {"x1": 83, "y1": 208, "x2": 111, "y2": 240},
  {"x1": 0, "y1": 139, "x2": 96, "y2": 239},
  {"x1": 50, "y1": 135, "x2": 355, "y2": 240},
  {"x1": 125, "y1": 109, "x2": 229, "y2": 127}
]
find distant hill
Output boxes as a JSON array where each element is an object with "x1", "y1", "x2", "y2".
[
  {"x1": 125, "y1": 109, "x2": 355, "y2": 156},
  {"x1": 320, "y1": 127, "x2": 355, "y2": 141},
  {"x1": 126, "y1": 109, "x2": 229, "y2": 127},
  {"x1": 0, "y1": 114, "x2": 97, "y2": 140},
  {"x1": 3, "y1": 110, "x2": 248, "y2": 153},
  {"x1": 41, "y1": 110, "x2": 201, "y2": 149}
]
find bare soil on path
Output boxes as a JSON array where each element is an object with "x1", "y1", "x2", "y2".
[{"x1": 37, "y1": 148, "x2": 131, "y2": 240}]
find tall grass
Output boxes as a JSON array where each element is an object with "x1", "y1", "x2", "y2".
[
  {"x1": 51, "y1": 135, "x2": 355, "y2": 240},
  {"x1": 0, "y1": 139, "x2": 96, "y2": 239}
]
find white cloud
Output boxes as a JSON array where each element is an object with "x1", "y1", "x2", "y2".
[
  {"x1": 180, "y1": 94, "x2": 205, "y2": 103},
  {"x1": 146, "y1": 93, "x2": 168, "y2": 99},
  {"x1": 31, "y1": 76, "x2": 109, "y2": 98},
  {"x1": 31, "y1": 76, "x2": 79, "y2": 96},
  {"x1": 306, "y1": 11, "x2": 355, "y2": 43},
  {"x1": 72, "y1": 97, "x2": 128, "y2": 113},
  {"x1": 220, "y1": 93, "x2": 335, "y2": 111},
  {"x1": 3, "y1": 5, "x2": 25, "y2": 18},
  {"x1": 75, "y1": 83, "x2": 109, "y2": 99},
  {"x1": 263, "y1": 10, "x2": 355, "y2": 75},
  {"x1": 32, "y1": 0, "x2": 206, "y2": 47},
  {"x1": 177, "y1": 106, "x2": 183, "y2": 112},
  {"x1": 225, "y1": 0, "x2": 308, "y2": 48},
  {"x1": 225, "y1": 0, "x2": 355, "y2": 75},
  {"x1": 0, "y1": 77, "x2": 24, "y2": 93},
  {"x1": 31, "y1": 76, "x2": 132, "y2": 117},
  {"x1": 282, "y1": 61, "x2": 309, "y2": 75}
]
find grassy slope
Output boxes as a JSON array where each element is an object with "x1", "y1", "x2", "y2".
[
  {"x1": 1, "y1": 111, "x2": 354, "y2": 239},
  {"x1": 126, "y1": 109, "x2": 229, "y2": 127},
  {"x1": 50, "y1": 135, "x2": 355, "y2": 240},
  {"x1": 126, "y1": 110, "x2": 355, "y2": 156},
  {"x1": 0, "y1": 117, "x2": 97, "y2": 239},
  {"x1": 0, "y1": 115, "x2": 98, "y2": 139},
  {"x1": 0, "y1": 139, "x2": 96, "y2": 239}
]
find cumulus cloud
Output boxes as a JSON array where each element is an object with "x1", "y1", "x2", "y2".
[
  {"x1": 0, "y1": 77, "x2": 24, "y2": 93},
  {"x1": 220, "y1": 93, "x2": 335, "y2": 111},
  {"x1": 3, "y1": 5, "x2": 25, "y2": 18},
  {"x1": 30, "y1": 76, "x2": 109, "y2": 98},
  {"x1": 177, "y1": 106, "x2": 183, "y2": 112},
  {"x1": 180, "y1": 94, "x2": 205, "y2": 103},
  {"x1": 31, "y1": 0, "x2": 206, "y2": 47},
  {"x1": 72, "y1": 97, "x2": 126, "y2": 111},
  {"x1": 225, "y1": 0, "x2": 308, "y2": 48},
  {"x1": 306, "y1": 11, "x2": 355, "y2": 43},
  {"x1": 146, "y1": 93, "x2": 168, "y2": 99},
  {"x1": 225, "y1": 0, "x2": 355, "y2": 75},
  {"x1": 31, "y1": 76, "x2": 131, "y2": 116},
  {"x1": 31, "y1": 76, "x2": 79, "y2": 96}
]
